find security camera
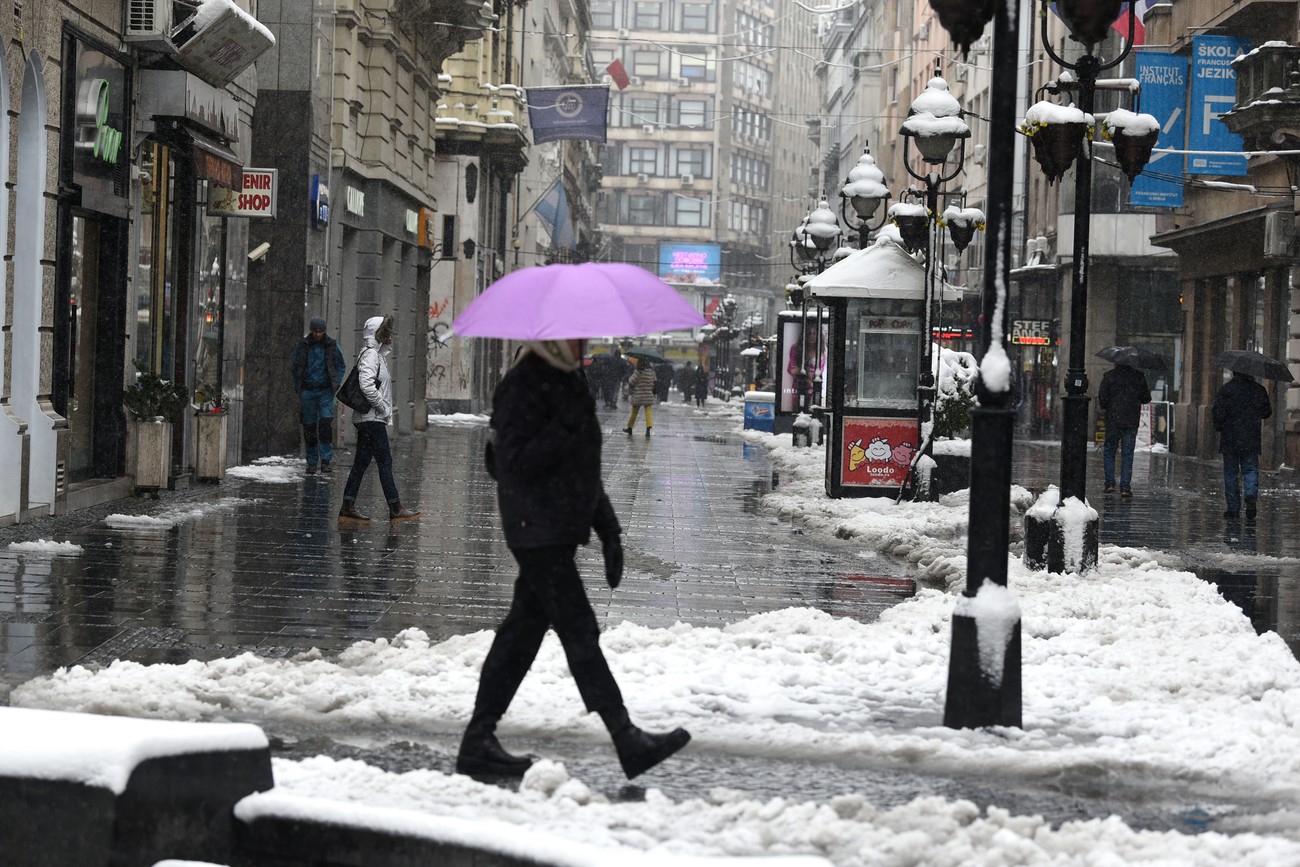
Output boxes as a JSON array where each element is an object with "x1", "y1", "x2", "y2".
[{"x1": 248, "y1": 242, "x2": 271, "y2": 262}]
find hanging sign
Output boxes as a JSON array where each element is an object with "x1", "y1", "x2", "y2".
[
  {"x1": 1188, "y1": 35, "x2": 1250, "y2": 176},
  {"x1": 209, "y1": 169, "x2": 278, "y2": 217}
]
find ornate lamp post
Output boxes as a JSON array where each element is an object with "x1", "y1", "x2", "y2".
[
  {"x1": 924, "y1": 0, "x2": 1022, "y2": 730},
  {"x1": 840, "y1": 146, "x2": 891, "y2": 249},
  {"x1": 1025, "y1": 0, "x2": 1140, "y2": 575}
]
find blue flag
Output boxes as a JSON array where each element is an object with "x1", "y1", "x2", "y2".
[
  {"x1": 527, "y1": 86, "x2": 610, "y2": 144},
  {"x1": 535, "y1": 180, "x2": 576, "y2": 250}
]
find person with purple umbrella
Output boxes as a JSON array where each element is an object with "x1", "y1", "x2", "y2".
[{"x1": 456, "y1": 337, "x2": 691, "y2": 779}]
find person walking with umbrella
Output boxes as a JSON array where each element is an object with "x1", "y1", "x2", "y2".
[
  {"x1": 1212, "y1": 362, "x2": 1274, "y2": 522},
  {"x1": 1096, "y1": 355, "x2": 1152, "y2": 498},
  {"x1": 450, "y1": 261, "x2": 702, "y2": 780}
]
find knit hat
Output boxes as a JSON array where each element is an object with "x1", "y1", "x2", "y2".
[
  {"x1": 309, "y1": 316, "x2": 327, "y2": 333},
  {"x1": 523, "y1": 340, "x2": 581, "y2": 372}
]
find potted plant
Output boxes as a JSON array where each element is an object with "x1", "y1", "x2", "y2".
[
  {"x1": 1100, "y1": 109, "x2": 1161, "y2": 182},
  {"x1": 1020, "y1": 100, "x2": 1090, "y2": 184},
  {"x1": 123, "y1": 361, "x2": 189, "y2": 492}
]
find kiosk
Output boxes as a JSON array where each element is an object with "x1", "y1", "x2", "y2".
[{"x1": 806, "y1": 240, "x2": 961, "y2": 498}]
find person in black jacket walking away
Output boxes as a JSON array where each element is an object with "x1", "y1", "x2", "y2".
[
  {"x1": 1212, "y1": 370, "x2": 1273, "y2": 521},
  {"x1": 456, "y1": 338, "x2": 691, "y2": 780},
  {"x1": 1097, "y1": 362, "x2": 1151, "y2": 497}
]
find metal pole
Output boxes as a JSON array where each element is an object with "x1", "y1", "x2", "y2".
[
  {"x1": 944, "y1": 0, "x2": 1022, "y2": 730},
  {"x1": 1059, "y1": 56, "x2": 1099, "y2": 503}
]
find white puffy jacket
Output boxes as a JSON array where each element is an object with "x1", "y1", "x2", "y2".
[{"x1": 354, "y1": 315, "x2": 394, "y2": 425}]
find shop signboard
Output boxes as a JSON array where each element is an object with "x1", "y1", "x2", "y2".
[
  {"x1": 209, "y1": 169, "x2": 278, "y2": 217},
  {"x1": 658, "y1": 242, "x2": 721, "y2": 284},
  {"x1": 72, "y1": 47, "x2": 129, "y2": 216},
  {"x1": 839, "y1": 416, "x2": 919, "y2": 489},
  {"x1": 1010, "y1": 319, "x2": 1057, "y2": 346}
]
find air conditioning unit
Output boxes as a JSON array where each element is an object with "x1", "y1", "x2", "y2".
[
  {"x1": 955, "y1": 67, "x2": 969, "y2": 82},
  {"x1": 629, "y1": 76, "x2": 643, "y2": 86},
  {"x1": 636, "y1": 172, "x2": 649, "y2": 184},
  {"x1": 677, "y1": 77, "x2": 691, "y2": 88},
  {"x1": 1264, "y1": 210, "x2": 1297, "y2": 259},
  {"x1": 680, "y1": 173, "x2": 695, "y2": 185},
  {"x1": 618, "y1": 28, "x2": 630, "y2": 39},
  {"x1": 642, "y1": 124, "x2": 656, "y2": 134},
  {"x1": 125, "y1": 0, "x2": 177, "y2": 52}
]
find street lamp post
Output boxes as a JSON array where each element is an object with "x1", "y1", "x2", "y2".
[
  {"x1": 1027, "y1": 0, "x2": 1137, "y2": 574},
  {"x1": 895, "y1": 71, "x2": 974, "y2": 455},
  {"x1": 840, "y1": 146, "x2": 891, "y2": 249},
  {"x1": 929, "y1": 0, "x2": 1022, "y2": 729},
  {"x1": 788, "y1": 203, "x2": 841, "y2": 416}
]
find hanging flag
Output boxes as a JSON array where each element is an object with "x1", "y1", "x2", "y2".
[
  {"x1": 605, "y1": 58, "x2": 630, "y2": 91},
  {"x1": 526, "y1": 85, "x2": 610, "y2": 144},
  {"x1": 1110, "y1": 1, "x2": 1150, "y2": 45},
  {"x1": 534, "y1": 180, "x2": 577, "y2": 250}
]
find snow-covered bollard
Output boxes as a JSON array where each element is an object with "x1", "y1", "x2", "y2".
[
  {"x1": 791, "y1": 412, "x2": 812, "y2": 447},
  {"x1": 1023, "y1": 485, "x2": 1098, "y2": 573}
]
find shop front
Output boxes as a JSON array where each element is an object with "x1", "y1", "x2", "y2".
[
  {"x1": 53, "y1": 33, "x2": 134, "y2": 509},
  {"x1": 136, "y1": 69, "x2": 249, "y2": 484}
]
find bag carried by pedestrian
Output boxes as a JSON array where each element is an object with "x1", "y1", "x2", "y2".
[{"x1": 336, "y1": 349, "x2": 378, "y2": 413}]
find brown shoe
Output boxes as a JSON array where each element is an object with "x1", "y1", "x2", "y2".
[
  {"x1": 389, "y1": 502, "x2": 421, "y2": 523},
  {"x1": 338, "y1": 501, "x2": 371, "y2": 522}
]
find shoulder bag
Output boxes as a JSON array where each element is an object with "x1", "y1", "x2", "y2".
[{"x1": 336, "y1": 348, "x2": 379, "y2": 413}]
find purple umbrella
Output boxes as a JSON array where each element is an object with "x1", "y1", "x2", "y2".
[{"x1": 451, "y1": 262, "x2": 706, "y2": 340}]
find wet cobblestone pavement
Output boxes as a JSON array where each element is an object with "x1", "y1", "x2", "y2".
[{"x1": 3, "y1": 400, "x2": 1300, "y2": 834}]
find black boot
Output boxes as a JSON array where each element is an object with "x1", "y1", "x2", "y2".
[
  {"x1": 599, "y1": 706, "x2": 691, "y2": 779},
  {"x1": 456, "y1": 719, "x2": 536, "y2": 777},
  {"x1": 1246, "y1": 496, "x2": 1258, "y2": 522}
]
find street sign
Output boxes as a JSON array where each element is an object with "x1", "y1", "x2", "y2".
[
  {"x1": 1188, "y1": 35, "x2": 1250, "y2": 176},
  {"x1": 1130, "y1": 52, "x2": 1187, "y2": 207},
  {"x1": 209, "y1": 169, "x2": 278, "y2": 218}
]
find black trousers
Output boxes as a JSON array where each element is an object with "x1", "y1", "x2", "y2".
[{"x1": 470, "y1": 544, "x2": 622, "y2": 724}]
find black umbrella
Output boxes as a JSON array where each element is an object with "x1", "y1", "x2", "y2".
[
  {"x1": 1211, "y1": 349, "x2": 1294, "y2": 382},
  {"x1": 624, "y1": 346, "x2": 666, "y2": 362},
  {"x1": 1095, "y1": 345, "x2": 1165, "y2": 370}
]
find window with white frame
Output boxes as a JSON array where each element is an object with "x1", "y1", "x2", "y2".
[{"x1": 672, "y1": 195, "x2": 709, "y2": 227}]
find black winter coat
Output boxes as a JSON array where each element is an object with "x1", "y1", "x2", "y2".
[
  {"x1": 1097, "y1": 365, "x2": 1151, "y2": 428},
  {"x1": 1212, "y1": 374, "x2": 1272, "y2": 455},
  {"x1": 487, "y1": 352, "x2": 620, "y2": 549}
]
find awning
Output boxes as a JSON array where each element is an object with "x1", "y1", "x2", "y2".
[
  {"x1": 189, "y1": 129, "x2": 244, "y2": 192},
  {"x1": 805, "y1": 239, "x2": 962, "y2": 302}
]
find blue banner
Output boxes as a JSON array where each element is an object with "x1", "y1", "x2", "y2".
[
  {"x1": 535, "y1": 180, "x2": 576, "y2": 249},
  {"x1": 527, "y1": 86, "x2": 610, "y2": 144},
  {"x1": 1188, "y1": 35, "x2": 1250, "y2": 176},
  {"x1": 1130, "y1": 52, "x2": 1187, "y2": 208},
  {"x1": 658, "y1": 242, "x2": 722, "y2": 283}
]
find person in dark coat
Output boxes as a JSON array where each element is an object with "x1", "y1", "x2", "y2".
[
  {"x1": 290, "y1": 316, "x2": 346, "y2": 474},
  {"x1": 654, "y1": 360, "x2": 672, "y2": 403},
  {"x1": 456, "y1": 339, "x2": 690, "y2": 780},
  {"x1": 1212, "y1": 370, "x2": 1273, "y2": 521},
  {"x1": 676, "y1": 362, "x2": 695, "y2": 402},
  {"x1": 692, "y1": 363, "x2": 709, "y2": 407},
  {"x1": 1097, "y1": 362, "x2": 1151, "y2": 497}
]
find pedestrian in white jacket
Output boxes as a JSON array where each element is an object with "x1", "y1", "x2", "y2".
[{"x1": 338, "y1": 315, "x2": 420, "y2": 523}]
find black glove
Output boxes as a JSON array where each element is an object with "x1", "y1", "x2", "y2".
[{"x1": 603, "y1": 535, "x2": 624, "y2": 589}]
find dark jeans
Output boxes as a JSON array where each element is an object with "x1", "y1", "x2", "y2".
[
  {"x1": 1222, "y1": 452, "x2": 1260, "y2": 513},
  {"x1": 469, "y1": 545, "x2": 622, "y2": 724},
  {"x1": 1103, "y1": 424, "x2": 1137, "y2": 489},
  {"x1": 299, "y1": 388, "x2": 336, "y2": 466},
  {"x1": 343, "y1": 421, "x2": 400, "y2": 504}
]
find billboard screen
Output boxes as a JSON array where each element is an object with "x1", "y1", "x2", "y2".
[{"x1": 658, "y1": 243, "x2": 722, "y2": 284}]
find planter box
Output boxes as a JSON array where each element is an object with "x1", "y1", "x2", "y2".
[
  {"x1": 131, "y1": 419, "x2": 172, "y2": 491},
  {"x1": 195, "y1": 412, "x2": 228, "y2": 482}
]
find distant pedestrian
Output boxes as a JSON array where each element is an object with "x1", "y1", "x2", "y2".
[
  {"x1": 456, "y1": 338, "x2": 690, "y2": 779},
  {"x1": 338, "y1": 315, "x2": 421, "y2": 524},
  {"x1": 676, "y1": 362, "x2": 695, "y2": 402},
  {"x1": 1097, "y1": 362, "x2": 1151, "y2": 497},
  {"x1": 692, "y1": 363, "x2": 709, "y2": 407},
  {"x1": 607, "y1": 349, "x2": 630, "y2": 408},
  {"x1": 623, "y1": 359, "x2": 656, "y2": 436},
  {"x1": 290, "y1": 316, "x2": 346, "y2": 475},
  {"x1": 654, "y1": 360, "x2": 672, "y2": 403},
  {"x1": 1212, "y1": 370, "x2": 1272, "y2": 521}
]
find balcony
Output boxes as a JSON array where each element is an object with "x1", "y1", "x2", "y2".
[{"x1": 1222, "y1": 43, "x2": 1300, "y2": 151}]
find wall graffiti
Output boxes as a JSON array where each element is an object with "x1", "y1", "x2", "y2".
[{"x1": 427, "y1": 291, "x2": 468, "y2": 403}]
